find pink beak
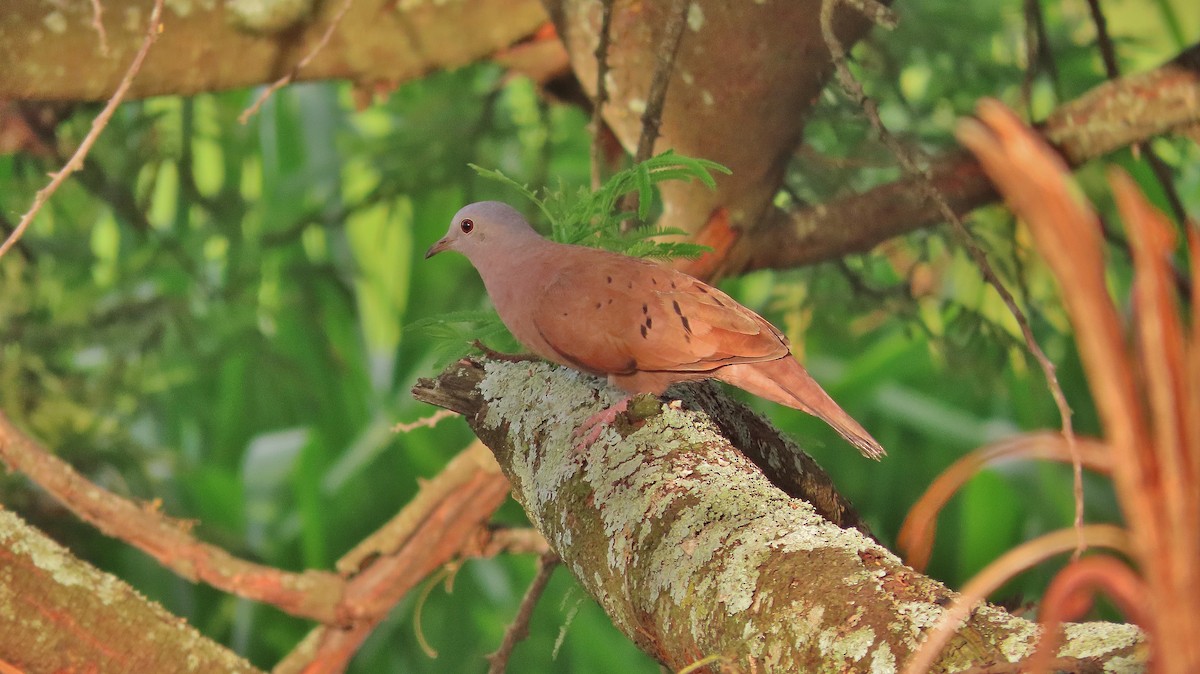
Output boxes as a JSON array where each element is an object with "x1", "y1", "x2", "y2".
[{"x1": 424, "y1": 237, "x2": 450, "y2": 259}]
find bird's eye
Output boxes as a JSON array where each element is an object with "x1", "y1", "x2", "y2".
[{"x1": 459, "y1": 218, "x2": 474, "y2": 234}]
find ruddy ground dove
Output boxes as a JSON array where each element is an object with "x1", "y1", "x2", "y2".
[{"x1": 425, "y1": 201, "x2": 885, "y2": 459}]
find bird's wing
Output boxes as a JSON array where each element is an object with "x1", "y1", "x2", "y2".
[{"x1": 531, "y1": 252, "x2": 788, "y2": 376}]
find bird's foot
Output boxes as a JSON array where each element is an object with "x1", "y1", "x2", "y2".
[
  {"x1": 571, "y1": 396, "x2": 632, "y2": 454},
  {"x1": 571, "y1": 394, "x2": 664, "y2": 454}
]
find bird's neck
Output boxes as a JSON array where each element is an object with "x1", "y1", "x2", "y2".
[{"x1": 473, "y1": 235, "x2": 563, "y2": 311}]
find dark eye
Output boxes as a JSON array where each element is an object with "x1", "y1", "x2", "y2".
[{"x1": 459, "y1": 218, "x2": 474, "y2": 234}]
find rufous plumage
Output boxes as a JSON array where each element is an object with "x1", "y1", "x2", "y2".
[{"x1": 426, "y1": 201, "x2": 884, "y2": 459}]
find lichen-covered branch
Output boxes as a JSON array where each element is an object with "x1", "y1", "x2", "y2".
[
  {"x1": 412, "y1": 357, "x2": 1145, "y2": 672},
  {"x1": 0, "y1": 509, "x2": 260, "y2": 674}
]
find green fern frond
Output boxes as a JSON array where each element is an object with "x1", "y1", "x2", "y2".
[{"x1": 469, "y1": 149, "x2": 729, "y2": 258}]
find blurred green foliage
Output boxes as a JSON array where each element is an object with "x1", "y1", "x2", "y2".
[{"x1": 1, "y1": 0, "x2": 1197, "y2": 670}]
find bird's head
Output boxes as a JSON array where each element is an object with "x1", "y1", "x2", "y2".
[{"x1": 425, "y1": 201, "x2": 540, "y2": 262}]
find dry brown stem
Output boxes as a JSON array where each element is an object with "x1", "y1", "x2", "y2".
[
  {"x1": 1025, "y1": 555, "x2": 1150, "y2": 674},
  {"x1": 898, "y1": 433, "x2": 1112, "y2": 572},
  {"x1": 956, "y1": 98, "x2": 1200, "y2": 674}
]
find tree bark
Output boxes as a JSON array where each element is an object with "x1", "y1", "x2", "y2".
[
  {"x1": 0, "y1": 0, "x2": 548, "y2": 100},
  {"x1": 547, "y1": 0, "x2": 881, "y2": 242},
  {"x1": 0, "y1": 508, "x2": 261, "y2": 674},
  {"x1": 412, "y1": 357, "x2": 1146, "y2": 673}
]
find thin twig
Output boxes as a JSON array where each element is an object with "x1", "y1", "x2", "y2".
[
  {"x1": 462, "y1": 526, "x2": 552, "y2": 559},
  {"x1": 239, "y1": 0, "x2": 355, "y2": 124},
  {"x1": 618, "y1": 0, "x2": 691, "y2": 227},
  {"x1": 631, "y1": 0, "x2": 690, "y2": 165},
  {"x1": 391, "y1": 409, "x2": 459, "y2": 434},
  {"x1": 412, "y1": 563, "x2": 459, "y2": 658},
  {"x1": 677, "y1": 655, "x2": 731, "y2": 674},
  {"x1": 0, "y1": 0, "x2": 163, "y2": 261},
  {"x1": 839, "y1": 0, "x2": 898, "y2": 29},
  {"x1": 590, "y1": 0, "x2": 615, "y2": 190},
  {"x1": 1020, "y1": 0, "x2": 1062, "y2": 114},
  {"x1": 486, "y1": 551, "x2": 560, "y2": 674},
  {"x1": 1086, "y1": 0, "x2": 1120, "y2": 77},
  {"x1": 90, "y1": 0, "x2": 110, "y2": 56},
  {"x1": 0, "y1": 213, "x2": 33, "y2": 262},
  {"x1": 820, "y1": 0, "x2": 1084, "y2": 557}
]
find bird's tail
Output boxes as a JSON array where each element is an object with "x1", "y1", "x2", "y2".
[{"x1": 717, "y1": 359, "x2": 886, "y2": 460}]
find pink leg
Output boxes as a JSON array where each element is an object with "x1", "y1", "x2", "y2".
[{"x1": 572, "y1": 395, "x2": 633, "y2": 453}]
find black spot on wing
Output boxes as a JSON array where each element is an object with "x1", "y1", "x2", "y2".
[
  {"x1": 671, "y1": 300, "x2": 693, "y2": 334},
  {"x1": 640, "y1": 325, "x2": 648, "y2": 338}
]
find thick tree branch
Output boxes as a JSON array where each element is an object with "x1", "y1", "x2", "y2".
[
  {"x1": 0, "y1": 411, "x2": 346, "y2": 622},
  {"x1": 0, "y1": 509, "x2": 260, "y2": 674},
  {"x1": 412, "y1": 357, "x2": 1145, "y2": 672},
  {"x1": 0, "y1": 0, "x2": 548, "y2": 101},
  {"x1": 727, "y1": 42, "x2": 1200, "y2": 274}
]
